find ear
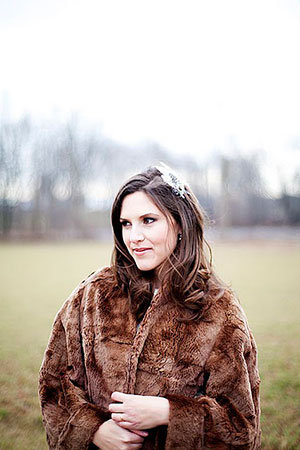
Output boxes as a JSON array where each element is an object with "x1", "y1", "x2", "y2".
[
  {"x1": 176, "y1": 223, "x2": 182, "y2": 242},
  {"x1": 176, "y1": 223, "x2": 182, "y2": 235}
]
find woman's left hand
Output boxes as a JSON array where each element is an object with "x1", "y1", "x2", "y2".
[{"x1": 109, "y1": 392, "x2": 170, "y2": 430}]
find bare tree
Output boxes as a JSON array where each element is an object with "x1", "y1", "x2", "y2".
[
  {"x1": 0, "y1": 116, "x2": 30, "y2": 237},
  {"x1": 218, "y1": 153, "x2": 267, "y2": 227}
]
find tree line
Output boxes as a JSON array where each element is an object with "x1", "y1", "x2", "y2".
[{"x1": 0, "y1": 115, "x2": 299, "y2": 239}]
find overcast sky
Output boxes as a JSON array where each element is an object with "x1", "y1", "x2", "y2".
[{"x1": 1, "y1": 0, "x2": 300, "y2": 193}]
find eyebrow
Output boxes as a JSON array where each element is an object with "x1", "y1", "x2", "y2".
[{"x1": 119, "y1": 213, "x2": 160, "y2": 221}]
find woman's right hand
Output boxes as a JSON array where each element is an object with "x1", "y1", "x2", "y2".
[{"x1": 92, "y1": 419, "x2": 148, "y2": 450}]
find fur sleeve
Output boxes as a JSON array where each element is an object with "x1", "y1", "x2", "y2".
[
  {"x1": 39, "y1": 287, "x2": 108, "y2": 449},
  {"x1": 164, "y1": 324, "x2": 261, "y2": 449}
]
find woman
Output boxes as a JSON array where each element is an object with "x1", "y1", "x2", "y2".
[{"x1": 39, "y1": 164, "x2": 261, "y2": 449}]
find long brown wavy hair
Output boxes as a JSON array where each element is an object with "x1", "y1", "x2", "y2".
[{"x1": 111, "y1": 166, "x2": 225, "y2": 323}]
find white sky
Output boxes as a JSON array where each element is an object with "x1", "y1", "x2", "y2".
[{"x1": 1, "y1": 0, "x2": 300, "y2": 194}]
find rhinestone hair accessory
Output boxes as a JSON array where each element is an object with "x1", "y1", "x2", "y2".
[{"x1": 156, "y1": 163, "x2": 186, "y2": 199}]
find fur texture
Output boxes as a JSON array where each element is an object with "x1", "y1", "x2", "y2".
[{"x1": 39, "y1": 267, "x2": 261, "y2": 449}]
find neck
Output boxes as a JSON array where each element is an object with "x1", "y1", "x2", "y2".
[
  {"x1": 153, "y1": 272, "x2": 161, "y2": 290},
  {"x1": 153, "y1": 280, "x2": 160, "y2": 290},
  {"x1": 153, "y1": 264, "x2": 167, "y2": 290}
]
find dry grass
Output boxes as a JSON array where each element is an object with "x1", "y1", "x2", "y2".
[{"x1": 0, "y1": 240, "x2": 299, "y2": 449}]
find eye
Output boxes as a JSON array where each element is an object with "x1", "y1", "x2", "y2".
[
  {"x1": 120, "y1": 220, "x2": 130, "y2": 227},
  {"x1": 144, "y1": 217, "x2": 156, "y2": 224}
]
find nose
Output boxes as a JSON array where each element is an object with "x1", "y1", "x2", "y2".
[{"x1": 129, "y1": 225, "x2": 144, "y2": 243}]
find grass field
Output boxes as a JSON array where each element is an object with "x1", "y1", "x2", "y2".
[{"x1": 0, "y1": 240, "x2": 299, "y2": 449}]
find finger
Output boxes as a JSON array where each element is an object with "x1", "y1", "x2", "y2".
[
  {"x1": 132, "y1": 429, "x2": 149, "y2": 437},
  {"x1": 111, "y1": 413, "x2": 127, "y2": 422},
  {"x1": 125, "y1": 432, "x2": 144, "y2": 444},
  {"x1": 109, "y1": 402, "x2": 125, "y2": 413},
  {"x1": 111, "y1": 391, "x2": 127, "y2": 402},
  {"x1": 114, "y1": 420, "x2": 135, "y2": 428}
]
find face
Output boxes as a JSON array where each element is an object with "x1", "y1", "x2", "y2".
[{"x1": 120, "y1": 191, "x2": 180, "y2": 274}]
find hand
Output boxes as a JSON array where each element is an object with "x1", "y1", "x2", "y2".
[
  {"x1": 92, "y1": 419, "x2": 148, "y2": 450},
  {"x1": 109, "y1": 392, "x2": 170, "y2": 430}
]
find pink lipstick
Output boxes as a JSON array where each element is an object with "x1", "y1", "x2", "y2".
[{"x1": 133, "y1": 248, "x2": 151, "y2": 256}]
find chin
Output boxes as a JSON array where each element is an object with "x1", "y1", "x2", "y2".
[
  {"x1": 136, "y1": 264, "x2": 156, "y2": 272},
  {"x1": 134, "y1": 260, "x2": 158, "y2": 272}
]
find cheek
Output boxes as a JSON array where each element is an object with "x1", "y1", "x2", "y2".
[
  {"x1": 157, "y1": 226, "x2": 177, "y2": 252},
  {"x1": 122, "y1": 229, "x2": 129, "y2": 248},
  {"x1": 166, "y1": 233, "x2": 178, "y2": 252}
]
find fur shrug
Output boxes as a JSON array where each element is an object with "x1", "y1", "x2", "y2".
[{"x1": 39, "y1": 266, "x2": 261, "y2": 449}]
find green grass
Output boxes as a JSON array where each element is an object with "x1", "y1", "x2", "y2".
[
  {"x1": 0, "y1": 240, "x2": 299, "y2": 449},
  {"x1": 213, "y1": 241, "x2": 300, "y2": 449}
]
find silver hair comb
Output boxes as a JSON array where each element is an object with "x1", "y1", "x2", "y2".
[{"x1": 156, "y1": 162, "x2": 186, "y2": 199}]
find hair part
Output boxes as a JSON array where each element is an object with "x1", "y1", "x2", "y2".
[{"x1": 111, "y1": 166, "x2": 225, "y2": 323}]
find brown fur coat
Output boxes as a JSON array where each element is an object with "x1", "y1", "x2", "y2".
[{"x1": 39, "y1": 266, "x2": 261, "y2": 449}]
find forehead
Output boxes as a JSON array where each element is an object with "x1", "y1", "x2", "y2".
[{"x1": 120, "y1": 191, "x2": 163, "y2": 217}]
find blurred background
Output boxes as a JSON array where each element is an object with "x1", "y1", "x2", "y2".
[{"x1": 0, "y1": 0, "x2": 299, "y2": 448}]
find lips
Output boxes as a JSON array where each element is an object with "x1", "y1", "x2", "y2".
[{"x1": 133, "y1": 248, "x2": 152, "y2": 255}]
